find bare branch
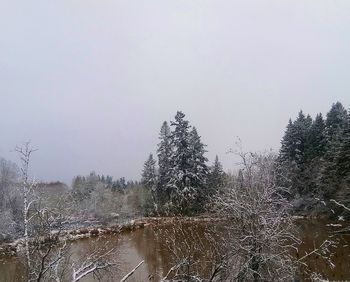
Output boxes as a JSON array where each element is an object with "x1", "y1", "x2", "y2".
[{"x1": 120, "y1": 260, "x2": 144, "y2": 282}]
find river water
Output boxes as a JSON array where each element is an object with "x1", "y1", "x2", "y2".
[{"x1": 0, "y1": 219, "x2": 349, "y2": 281}]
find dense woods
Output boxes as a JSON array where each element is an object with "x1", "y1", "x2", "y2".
[
  {"x1": 1, "y1": 104, "x2": 349, "y2": 243},
  {"x1": 277, "y1": 102, "x2": 350, "y2": 216}
]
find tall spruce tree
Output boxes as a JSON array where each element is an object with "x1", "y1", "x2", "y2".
[
  {"x1": 336, "y1": 109, "x2": 350, "y2": 179},
  {"x1": 167, "y1": 111, "x2": 192, "y2": 213},
  {"x1": 189, "y1": 127, "x2": 209, "y2": 188},
  {"x1": 333, "y1": 109, "x2": 350, "y2": 207},
  {"x1": 279, "y1": 119, "x2": 295, "y2": 163},
  {"x1": 278, "y1": 111, "x2": 313, "y2": 195},
  {"x1": 322, "y1": 102, "x2": 348, "y2": 198},
  {"x1": 304, "y1": 113, "x2": 326, "y2": 193},
  {"x1": 156, "y1": 121, "x2": 172, "y2": 208},
  {"x1": 208, "y1": 155, "x2": 225, "y2": 195},
  {"x1": 165, "y1": 111, "x2": 209, "y2": 214},
  {"x1": 293, "y1": 111, "x2": 312, "y2": 167},
  {"x1": 141, "y1": 154, "x2": 157, "y2": 191},
  {"x1": 307, "y1": 113, "x2": 326, "y2": 160},
  {"x1": 189, "y1": 127, "x2": 209, "y2": 212},
  {"x1": 140, "y1": 154, "x2": 157, "y2": 215},
  {"x1": 324, "y1": 102, "x2": 347, "y2": 143}
]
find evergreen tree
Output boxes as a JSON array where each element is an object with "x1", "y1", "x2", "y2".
[
  {"x1": 292, "y1": 111, "x2": 312, "y2": 167},
  {"x1": 189, "y1": 127, "x2": 209, "y2": 212},
  {"x1": 141, "y1": 154, "x2": 157, "y2": 191},
  {"x1": 303, "y1": 113, "x2": 326, "y2": 193},
  {"x1": 156, "y1": 121, "x2": 172, "y2": 207},
  {"x1": 140, "y1": 155, "x2": 157, "y2": 215},
  {"x1": 306, "y1": 113, "x2": 326, "y2": 160},
  {"x1": 208, "y1": 155, "x2": 225, "y2": 194},
  {"x1": 324, "y1": 102, "x2": 347, "y2": 143},
  {"x1": 333, "y1": 109, "x2": 350, "y2": 207},
  {"x1": 279, "y1": 119, "x2": 295, "y2": 163},
  {"x1": 165, "y1": 111, "x2": 209, "y2": 214},
  {"x1": 167, "y1": 111, "x2": 193, "y2": 213},
  {"x1": 279, "y1": 112, "x2": 312, "y2": 165},
  {"x1": 278, "y1": 111, "x2": 312, "y2": 195},
  {"x1": 321, "y1": 103, "x2": 348, "y2": 198},
  {"x1": 336, "y1": 109, "x2": 350, "y2": 177},
  {"x1": 278, "y1": 102, "x2": 350, "y2": 214},
  {"x1": 189, "y1": 127, "x2": 209, "y2": 188}
]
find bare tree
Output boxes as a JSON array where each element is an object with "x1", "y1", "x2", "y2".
[
  {"x1": 211, "y1": 151, "x2": 301, "y2": 281},
  {"x1": 14, "y1": 143, "x2": 122, "y2": 282},
  {"x1": 15, "y1": 142, "x2": 38, "y2": 273}
]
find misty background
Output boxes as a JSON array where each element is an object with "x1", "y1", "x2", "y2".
[{"x1": 0, "y1": 0, "x2": 349, "y2": 184}]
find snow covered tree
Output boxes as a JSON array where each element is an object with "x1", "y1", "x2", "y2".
[
  {"x1": 141, "y1": 154, "x2": 157, "y2": 214},
  {"x1": 212, "y1": 151, "x2": 300, "y2": 281},
  {"x1": 306, "y1": 113, "x2": 326, "y2": 160},
  {"x1": 207, "y1": 155, "x2": 225, "y2": 197},
  {"x1": 303, "y1": 113, "x2": 327, "y2": 193},
  {"x1": 278, "y1": 111, "x2": 313, "y2": 195},
  {"x1": 292, "y1": 111, "x2": 312, "y2": 167},
  {"x1": 321, "y1": 103, "x2": 348, "y2": 198},
  {"x1": 278, "y1": 119, "x2": 295, "y2": 163},
  {"x1": 165, "y1": 111, "x2": 209, "y2": 215},
  {"x1": 167, "y1": 111, "x2": 193, "y2": 214},
  {"x1": 278, "y1": 102, "x2": 349, "y2": 202},
  {"x1": 188, "y1": 127, "x2": 209, "y2": 212},
  {"x1": 332, "y1": 109, "x2": 350, "y2": 208},
  {"x1": 336, "y1": 109, "x2": 350, "y2": 179},
  {"x1": 324, "y1": 102, "x2": 347, "y2": 143},
  {"x1": 156, "y1": 121, "x2": 172, "y2": 208},
  {"x1": 278, "y1": 111, "x2": 312, "y2": 166},
  {"x1": 141, "y1": 112, "x2": 210, "y2": 214},
  {"x1": 188, "y1": 127, "x2": 209, "y2": 188},
  {"x1": 141, "y1": 154, "x2": 157, "y2": 190}
]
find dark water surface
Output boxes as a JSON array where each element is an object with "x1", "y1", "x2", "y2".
[{"x1": 0, "y1": 219, "x2": 349, "y2": 282}]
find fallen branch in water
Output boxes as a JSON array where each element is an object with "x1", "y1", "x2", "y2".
[{"x1": 120, "y1": 260, "x2": 144, "y2": 282}]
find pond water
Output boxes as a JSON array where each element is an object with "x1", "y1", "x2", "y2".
[{"x1": 0, "y1": 219, "x2": 349, "y2": 282}]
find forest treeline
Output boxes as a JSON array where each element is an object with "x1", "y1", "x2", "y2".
[
  {"x1": 0, "y1": 103, "x2": 349, "y2": 242},
  {"x1": 71, "y1": 111, "x2": 226, "y2": 218},
  {"x1": 277, "y1": 101, "x2": 350, "y2": 215}
]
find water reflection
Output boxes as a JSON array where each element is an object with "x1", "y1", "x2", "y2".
[{"x1": 0, "y1": 220, "x2": 349, "y2": 282}]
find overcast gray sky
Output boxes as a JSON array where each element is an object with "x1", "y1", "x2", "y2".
[{"x1": 0, "y1": 1, "x2": 349, "y2": 184}]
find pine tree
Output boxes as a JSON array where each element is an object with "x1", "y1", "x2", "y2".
[
  {"x1": 278, "y1": 111, "x2": 312, "y2": 195},
  {"x1": 188, "y1": 127, "x2": 209, "y2": 212},
  {"x1": 156, "y1": 121, "x2": 172, "y2": 207},
  {"x1": 336, "y1": 109, "x2": 350, "y2": 177},
  {"x1": 324, "y1": 102, "x2": 347, "y2": 143},
  {"x1": 165, "y1": 111, "x2": 209, "y2": 214},
  {"x1": 304, "y1": 113, "x2": 326, "y2": 193},
  {"x1": 293, "y1": 111, "x2": 312, "y2": 167},
  {"x1": 278, "y1": 102, "x2": 350, "y2": 213},
  {"x1": 167, "y1": 111, "x2": 192, "y2": 213},
  {"x1": 140, "y1": 154, "x2": 157, "y2": 215},
  {"x1": 208, "y1": 155, "x2": 225, "y2": 195},
  {"x1": 141, "y1": 154, "x2": 157, "y2": 191},
  {"x1": 307, "y1": 113, "x2": 326, "y2": 160},
  {"x1": 332, "y1": 109, "x2": 350, "y2": 207},
  {"x1": 189, "y1": 127, "x2": 209, "y2": 188},
  {"x1": 321, "y1": 103, "x2": 348, "y2": 198},
  {"x1": 279, "y1": 119, "x2": 295, "y2": 163}
]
